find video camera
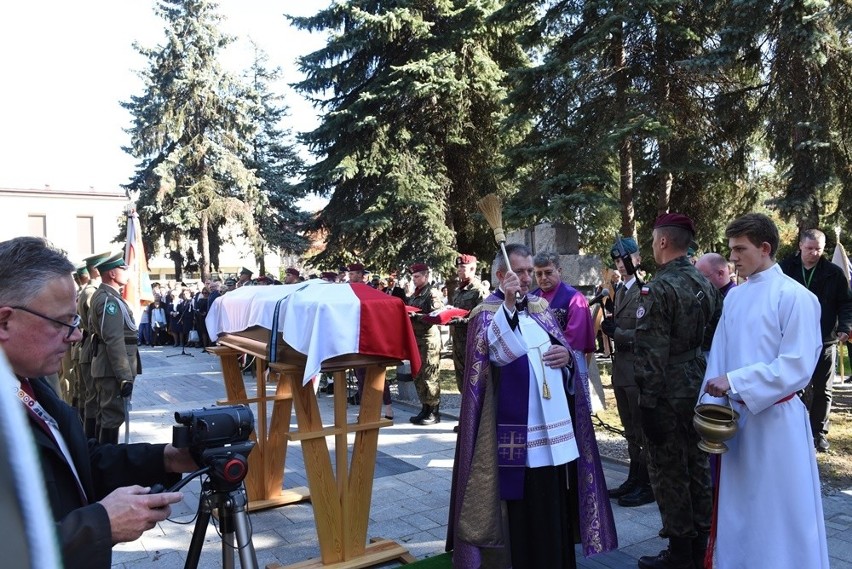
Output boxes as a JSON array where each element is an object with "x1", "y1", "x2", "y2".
[
  {"x1": 173, "y1": 404, "x2": 254, "y2": 450},
  {"x1": 172, "y1": 404, "x2": 256, "y2": 490}
]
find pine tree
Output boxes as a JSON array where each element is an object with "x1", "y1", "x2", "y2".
[
  {"x1": 290, "y1": 0, "x2": 527, "y2": 274},
  {"x1": 122, "y1": 0, "x2": 262, "y2": 282},
  {"x1": 242, "y1": 44, "x2": 310, "y2": 276}
]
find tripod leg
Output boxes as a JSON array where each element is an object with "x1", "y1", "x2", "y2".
[
  {"x1": 233, "y1": 508, "x2": 259, "y2": 569},
  {"x1": 184, "y1": 500, "x2": 213, "y2": 569},
  {"x1": 218, "y1": 501, "x2": 238, "y2": 569}
]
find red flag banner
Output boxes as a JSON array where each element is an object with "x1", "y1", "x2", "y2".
[{"x1": 123, "y1": 209, "x2": 154, "y2": 321}]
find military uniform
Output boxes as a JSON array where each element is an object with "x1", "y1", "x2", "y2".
[
  {"x1": 90, "y1": 283, "x2": 138, "y2": 439},
  {"x1": 448, "y1": 277, "x2": 488, "y2": 391},
  {"x1": 407, "y1": 282, "x2": 444, "y2": 412},
  {"x1": 634, "y1": 255, "x2": 722, "y2": 550}
]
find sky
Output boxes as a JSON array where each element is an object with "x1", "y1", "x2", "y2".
[{"x1": 0, "y1": 0, "x2": 330, "y2": 196}]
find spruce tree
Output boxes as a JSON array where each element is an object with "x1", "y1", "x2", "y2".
[
  {"x1": 290, "y1": 0, "x2": 526, "y2": 274},
  {"x1": 122, "y1": 0, "x2": 262, "y2": 282}
]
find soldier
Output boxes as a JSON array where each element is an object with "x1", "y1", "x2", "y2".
[
  {"x1": 283, "y1": 267, "x2": 300, "y2": 284},
  {"x1": 601, "y1": 238, "x2": 655, "y2": 507},
  {"x1": 633, "y1": 213, "x2": 722, "y2": 569},
  {"x1": 347, "y1": 262, "x2": 368, "y2": 284},
  {"x1": 406, "y1": 262, "x2": 444, "y2": 425},
  {"x1": 236, "y1": 267, "x2": 253, "y2": 287},
  {"x1": 60, "y1": 264, "x2": 90, "y2": 409},
  {"x1": 447, "y1": 254, "x2": 487, "y2": 393},
  {"x1": 90, "y1": 252, "x2": 139, "y2": 444},
  {"x1": 77, "y1": 251, "x2": 109, "y2": 438}
]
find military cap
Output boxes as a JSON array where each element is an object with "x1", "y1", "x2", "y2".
[
  {"x1": 654, "y1": 213, "x2": 695, "y2": 235},
  {"x1": 455, "y1": 254, "x2": 477, "y2": 265},
  {"x1": 321, "y1": 271, "x2": 338, "y2": 281},
  {"x1": 240, "y1": 267, "x2": 253, "y2": 276},
  {"x1": 285, "y1": 267, "x2": 300, "y2": 277},
  {"x1": 95, "y1": 251, "x2": 128, "y2": 272},
  {"x1": 610, "y1": 237, "x2": 639, "y2": 259},
  {"x1": 83, "y1": 251, "x2": 111, "y2": 270},
  {"x1": 224, "y1": 277, "x2": 237, "y2": 286},
  {"x1": 409, "y1": 262, "x2": 429, "y2": 274},
  {"x1": 75, "y1": 263, "x2": 89, "y2": 276},
  {"x1": 347, "y1": 262, "x2": 365, "y2": 272}
]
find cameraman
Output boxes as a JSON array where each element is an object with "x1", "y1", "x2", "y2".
[{"x1": 0, "y1": 237, "x2": 198, "y2": 569}]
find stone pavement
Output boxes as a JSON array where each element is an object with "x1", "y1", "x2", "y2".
[{"x1": 112, "y1": 346, "x2": 852, "y2": 568}]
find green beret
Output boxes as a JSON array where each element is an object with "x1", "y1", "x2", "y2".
[
  {"x1": 610, "y1": 237, "x2": 639, "y2": 259},
  {"x1": 83, "y1": 251, "x2": 111, "y2": 270},
  {"x1": 95, "y1": 251, "x2": 127, "y2": 272}
]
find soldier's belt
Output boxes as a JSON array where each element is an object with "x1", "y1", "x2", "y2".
[{"x1": 667, "y1": 346, "x2": 701, "y2": 365}]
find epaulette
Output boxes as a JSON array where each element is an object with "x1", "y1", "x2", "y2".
[
  {"x1": 526, "y1": 295, "x2": 549, "y2": 314},
  {"x1": 469, "y1": 301, "x2": 500, "y2": 319}
]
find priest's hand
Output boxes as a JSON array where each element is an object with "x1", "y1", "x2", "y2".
[
  {"x1": 501, "y1": 270, "x2": 521, "y2": 311},
  {"x1": 705, "y1": 375, "x2": 730, "y2": 397},
  {"x1": 542, "y1": 344, "x2": 572, "y2": 369}
]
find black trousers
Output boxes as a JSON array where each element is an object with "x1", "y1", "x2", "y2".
[{"x1": 801, "y1": 343, "x2": 835, "y2": 440}]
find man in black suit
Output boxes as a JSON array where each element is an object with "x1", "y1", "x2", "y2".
[{"x1": 0, "y1": 236, "x2": 198, "y2": 569}]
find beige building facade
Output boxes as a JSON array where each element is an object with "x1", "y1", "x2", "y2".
[{"x1": 1, "y1": 186, "x2": 281, "y2": 281}]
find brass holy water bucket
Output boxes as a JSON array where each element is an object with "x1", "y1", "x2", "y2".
[{"x1": 693, "y1": 394, "x2": 740, "y2": 454}]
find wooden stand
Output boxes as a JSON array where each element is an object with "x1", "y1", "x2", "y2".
[{"x1": 212, "y1": 329, "x2": 416, "y2": 568}]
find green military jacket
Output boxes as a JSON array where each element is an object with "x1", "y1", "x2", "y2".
[
  {"x1": 449, "y1": 277, "x2": 488, "y2": 324},
  {"x1": 634, "y1": 257, "x2": 722, "y2": 406},
  {"x1": 90, "y1": 283, "x2": 138, "y2": 382},
  {"x1": 407, "y1": 283, "x2": 444, "y2": 338},
  {"x1": 611, "y1": 278, "x2": 641, "y2": 388},
  {"x1": 76, "y1": 280, "x2": 99, "y2": 364}
]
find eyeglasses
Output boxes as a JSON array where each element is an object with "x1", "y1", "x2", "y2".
[{"x1": 12, "y1": 306, "x2": 81, "y2": 338}]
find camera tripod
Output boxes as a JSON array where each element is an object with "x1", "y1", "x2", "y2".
[{"x1": 171, "y1": 442, "x2": 258, "y2": 569}]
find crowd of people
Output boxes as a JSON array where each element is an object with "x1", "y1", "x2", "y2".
[{"x1": 3, "y1": 207, "x2": 845, "y2": 568}]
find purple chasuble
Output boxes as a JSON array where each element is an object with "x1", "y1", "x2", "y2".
[{"x1": 447, "y1": 292, "x2": 618, "y2": 568}]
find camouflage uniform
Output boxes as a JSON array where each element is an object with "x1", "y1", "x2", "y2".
[
  {"x1": 407, "y1": 283, "x2": 444, "y2": 407},
  {"x1": 633, "y1": 256, "x2": 722, "y2": 541},
  {"x1": 90, "y1": 283, "x2": 138, "y2": 432},
  {"x1": 448, "y1": 277, "x2": 488, "y2": 391},
  {"x1": 77, "y1": 280, "x2": 99, "y2": 428}
]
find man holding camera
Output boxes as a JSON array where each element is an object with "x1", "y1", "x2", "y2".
[{"x1": 0, "y1": 237, "x2": 196, "y2": 569}]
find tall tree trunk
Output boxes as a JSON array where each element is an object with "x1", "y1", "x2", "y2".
[
  {"x1": 199, "y1": 211, "x2": 211, "y2": 283},
  {"x1": 613, "y1": 17, "x2": 635, "y2": 239}
]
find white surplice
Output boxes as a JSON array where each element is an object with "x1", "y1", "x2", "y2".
[
  {"x1": 701, "y1": 263, "x2": 829, "y2": 569},
  {"x1": 487, "y1": 307, "x2": 579, "y2": 467}
]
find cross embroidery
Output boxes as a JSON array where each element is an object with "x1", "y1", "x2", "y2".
[{"x1": 498, "y1": 431, "x2": 526, "y2": 462}]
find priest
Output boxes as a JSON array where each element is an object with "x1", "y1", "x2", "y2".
[{"x1": 447, "y1": 243, "x2": 616, "y2": 569}]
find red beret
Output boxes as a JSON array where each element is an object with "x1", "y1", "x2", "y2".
[
  {"x1": 321, "y1": 271, "x2": 338, "y2": 280},
  {"x1": 347, "y1": 263, "x2": 365, "y2": 272},
  {"x1": 285, "y1": 268, "x2": 300, "y2": 276},
  {"x1": 455, "y1": 254, "x2": 477, "y2": 265},
  {"x1": 654, "y1": 213, "x2": 695, "y2": 235},
  {"x1": 409, "y1": 263, "x2": 429, "y2": 274}
]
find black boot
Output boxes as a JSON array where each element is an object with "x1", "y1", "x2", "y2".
[
  {"x1": 410, "y1": 404, "x2": 429, "y2": 424},
  {"x1": 99, "y1": 427, "x2": 119, "y2": 445},
  {"x1": 617, "y1": 484, "x2": 655, "y2": 507},
  {"x1": 413, "y1": 405, "x2": 440, "y2": 425},
  {"x1": 638, "y1": 537, "x2": 693, "y2": 569},
  {"x1": 608, "y1": 460, "x2": 638, "y2": 498},
  {"x1": 691, "y1": 532, "x2": 709, "y2": 569},
  {"x1": 84, "y1": 418, "x2": 98, "y2": 439}
]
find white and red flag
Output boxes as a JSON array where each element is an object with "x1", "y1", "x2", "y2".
[{"x1": 122, "y1": 209, "x2": 155, "y2": 322}]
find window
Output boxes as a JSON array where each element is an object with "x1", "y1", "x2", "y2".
[
  {"x1": 77, "y1": 216, "x2": 94, "y2": 255},
  {"x1": 28, "y1": 215, "x2": 46, "y2": 237}
]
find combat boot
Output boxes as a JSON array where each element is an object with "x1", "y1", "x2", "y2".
[
  {"x1": 637, "y1": 537, "x2": 693, "y2": 569},
  {"x1": 413, "y1": 405, "x2": 441, "y2": 425},
  {"x1": 691, "y1": 532, "x2": 709, "y2": 569},
  {"x1": 608, "y1": 461, "x2": 638, "y2": 498},
  {"x1": 618, "y1": 483, "x2": 655, "y2": 507},
  {"x1": 410, "y1": 404, "x2": 429, "y2": 424},
  {"x1": 84, "y1": 418, "x2": 98, "y2": 439},
  {"x1": 99, "y1": 427, "x2": 120, "y2": 445}
]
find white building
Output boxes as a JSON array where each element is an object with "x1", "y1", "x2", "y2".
[{"x1": 0, "y1": 186, "x2": 281, "y2": 282}]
